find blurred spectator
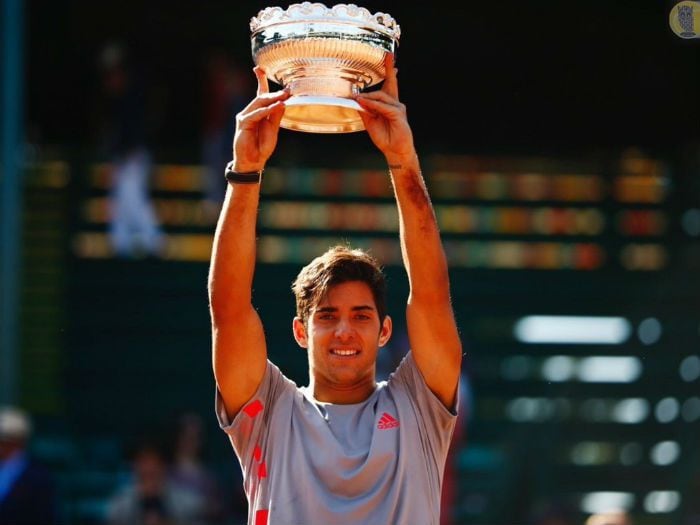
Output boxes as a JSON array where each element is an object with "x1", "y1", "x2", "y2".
[
  {"x1": 98, "y1": 41, "x2": 163, "y2": 258},
  {"x1": 200, "y1": 48, "x2": 253, "y2": 220},
  {"x1": 106, "y1": 440, "x2": 205, "y2": 525},
  {"x1": 586, "y1": 510, "x2": 632, "y2": 525},
  {"x1": 168, "y1": 413, "x2": 226, "y2": 524},
  {"x1": 0, "y1": 406, "x2": 58, "y2": 525}
]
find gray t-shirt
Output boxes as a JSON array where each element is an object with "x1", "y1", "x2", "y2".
[{"x1": 216, "y1": 352, "x2": 457, "y2": 525}]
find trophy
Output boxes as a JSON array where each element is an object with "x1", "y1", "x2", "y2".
[{"x1": 250, "y1": 2, "x2": 401, "y2": 133}]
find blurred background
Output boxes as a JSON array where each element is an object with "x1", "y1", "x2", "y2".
[{"x1": 2, "y1": 0, "x2": 700, "y2": 524}]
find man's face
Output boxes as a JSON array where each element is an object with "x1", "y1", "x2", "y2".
[{"x1": 293, "y1": 280, "x2": 392, "y2": 403}]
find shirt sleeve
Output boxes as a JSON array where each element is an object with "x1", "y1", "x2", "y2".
[
  {"x1": 388, "y1": 351, "x2": 459, "y2": 463},
  {"x1": 214, "y1": 360, "x2": 295, "y2": 481}
]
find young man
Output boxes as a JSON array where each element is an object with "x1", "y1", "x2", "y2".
[{"x1": 208, "y1": 55, "x2": 462, "y2": 525}]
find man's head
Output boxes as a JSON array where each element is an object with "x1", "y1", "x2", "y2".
[
  {"x1": 98, "y1": 41, "x2": 130, "y2": 96},
  {"x1": 292, "y1": 245, "x2": 387, "y2": 326},
  {"x1": 291, "y1": 246, "x2": 392, "y2": 403},
  {"x1": 0, "y1": 406, "x2": 31, "y2": 460}
]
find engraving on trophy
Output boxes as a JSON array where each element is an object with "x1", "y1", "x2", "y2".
[{"x1": 250, "y1": 3, "x2": 401, "y2": 133}]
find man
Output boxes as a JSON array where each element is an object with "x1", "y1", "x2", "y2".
[
  {"x1": 0, "y1": 406, "x2": 57, "y2": 525},
  {"x1": 106, "y1": 441, "x2": 206, "y2": 525},
  {"x1": 208, "y1": 55, "x2": 462, "y2": 525}
]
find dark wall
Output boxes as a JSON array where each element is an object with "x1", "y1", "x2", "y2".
[{"x1": 27, "y1": 1, "x2": 700, "y2": 159}]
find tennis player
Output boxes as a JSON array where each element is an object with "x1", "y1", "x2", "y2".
[{"x1": 209, "y1": 54, "x2": 462, "y2": 525}]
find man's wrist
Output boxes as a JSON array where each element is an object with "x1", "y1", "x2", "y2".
[
  {"x1": 386, "y1": 152, "x2": 420, "y2": 173},
  {"x1": 228, "y1": 158, "x2": 265, "y2": 173},
  {"x1": 225, "y1": 161, "x2": 263, "y2": 184}
]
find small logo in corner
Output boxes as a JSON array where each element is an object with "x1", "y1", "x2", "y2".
[
  {"x1": 670, "y1": 1, "x2": 700, "y2": 39},
  {"x1": 377, "y1": 412, "x2": 400, "y2": 430}
]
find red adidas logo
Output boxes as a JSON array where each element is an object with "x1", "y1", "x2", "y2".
[{"x1": 377, "y1": 412, "x2": 400, "y2": 430}]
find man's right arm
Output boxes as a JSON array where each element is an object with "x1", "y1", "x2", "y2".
[{"x1": 208, "y1": 68, "x2": 289, "y2": 421}]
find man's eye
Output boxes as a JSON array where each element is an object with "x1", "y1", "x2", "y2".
[{"x1": 318, "y1": 314, "x2": 335, "y2": 320}]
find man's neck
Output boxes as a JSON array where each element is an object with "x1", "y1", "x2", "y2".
[{"x1": 307, "y1": 380, "x2": 377, "y2": 405}]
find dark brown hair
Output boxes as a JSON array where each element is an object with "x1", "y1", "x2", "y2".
[{"x1": 292, "y1": 245, "x2": 387, "y2": 325}]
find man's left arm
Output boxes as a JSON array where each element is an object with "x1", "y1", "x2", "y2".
[
  {"x1": 356, "y1": 55, "x2": 462, "y2": 409},
  {"x1": 388, "y1": 154, "x2": 462, "y2": 410}
]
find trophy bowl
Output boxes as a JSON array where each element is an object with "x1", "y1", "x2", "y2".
[{"x1": 250, "y1": 2, "x2": 401, "y2": 133}]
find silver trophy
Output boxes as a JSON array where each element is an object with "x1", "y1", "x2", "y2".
[{"x1": 250, "y1": 2, "x2": 401, "y2": 133}]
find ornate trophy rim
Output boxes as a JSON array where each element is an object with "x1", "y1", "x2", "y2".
[{"x1": 250, "y1": 2, "x2": 401, "y2": 41}]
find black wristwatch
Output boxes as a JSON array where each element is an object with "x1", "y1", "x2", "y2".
[{"x1": 224, "y1": 161, "x2": 263, "y2": 184}]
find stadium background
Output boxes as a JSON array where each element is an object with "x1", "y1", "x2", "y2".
[{"x1": 2, "y1": 0, "x2": 700, "y2": 523}]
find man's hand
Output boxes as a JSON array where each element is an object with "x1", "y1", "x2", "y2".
[
  {"x1": 232, "y1": 67, "x2": 290, "y2": 172},
  {"x1": 355, "y1": 54, "x2": 416, "y2": 164}
]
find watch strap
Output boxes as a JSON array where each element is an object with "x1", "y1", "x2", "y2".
[{"x1": 224, "y1": 161, "x2": 263, "y2": 184}]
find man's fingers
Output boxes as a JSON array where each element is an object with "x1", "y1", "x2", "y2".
[
  {"x1": 240, "y1": 89, "x2": 289, "y2": 116},
  {"x1": 239, "y1": 101, "x2": 285, "y2": 126},
  {"x1": 358, "y1": 90, "x2": 400, "y2": 105},
  {"x1": 357, "y1": 107, "x2": 376, "y2": 129},
  {"x1": 382, "y1": 53, "x2": 399, "y2": 98},
  {"x1": 356, "y1": 90, "x2": 405, "y2": 116},
  {"x1": 254, "y1": 66, "x2": 269, "y2": 95},
  {"x1": 355, "y1": 95, "x2": 404, "y2": 120},
  {"x1": 267, "y1": 101, "x2": 286, "y2": 129}
]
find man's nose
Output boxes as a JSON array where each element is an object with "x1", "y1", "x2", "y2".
[{"x1": 334, "y1": 319, "x2": 354, "y2": 339}]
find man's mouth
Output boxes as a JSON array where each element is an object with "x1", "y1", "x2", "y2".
[{"x1": 330, "y1": 349, "x2": 360, "y2": 357}]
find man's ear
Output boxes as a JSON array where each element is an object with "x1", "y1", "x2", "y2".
[
  {"x1": 378, "y1": 315, "x2": 393, "y2": 347},
  {"x1": 292, "y1": 317, "x2": 308, "y2": 348}
]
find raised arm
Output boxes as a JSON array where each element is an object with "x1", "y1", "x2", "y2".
[
  {"x1": 356, "y1": 55, "x2": 462, "y2": 409},
  {"x1": 208, "y1": 68, "x2": 289, "y2": 420}
]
